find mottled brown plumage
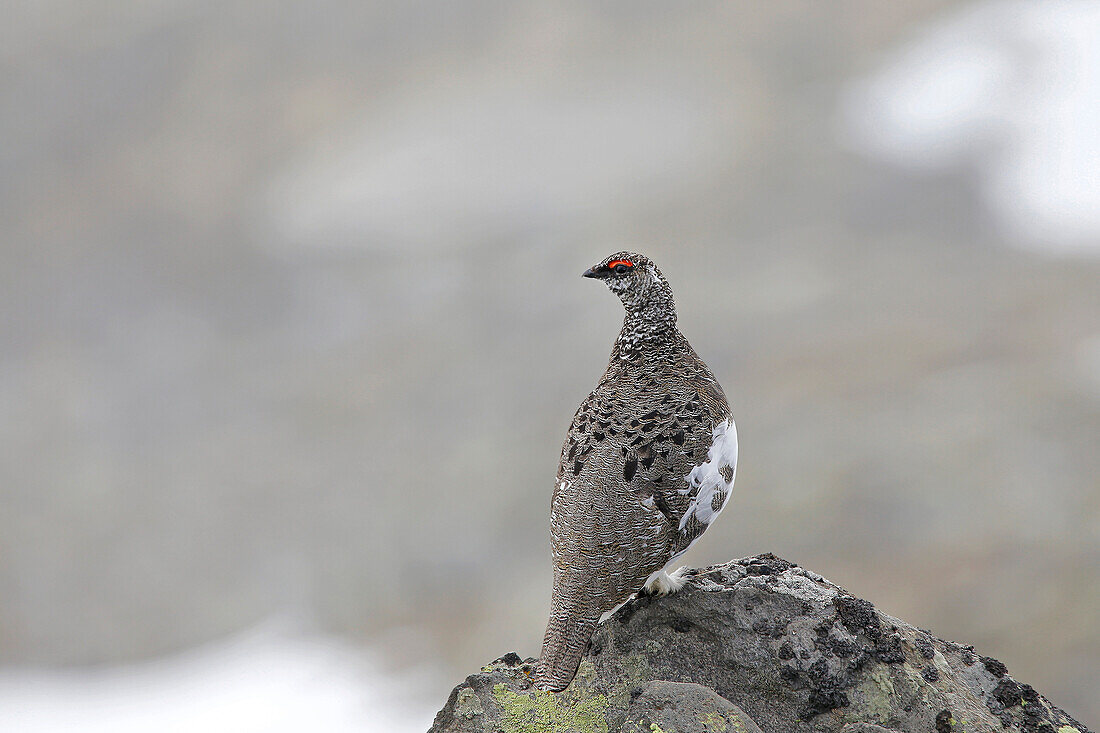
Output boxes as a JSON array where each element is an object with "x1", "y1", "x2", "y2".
[{"x1": 535, "y1": 252, "x2": 737, "y2": 692}]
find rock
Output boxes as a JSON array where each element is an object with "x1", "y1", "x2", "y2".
[
  {"x1": 622, "y1": 681, "x2": 763, "y2": 733},
  {"x1": 430, "y1": 554, "x2": 1091, "y2": 733}
]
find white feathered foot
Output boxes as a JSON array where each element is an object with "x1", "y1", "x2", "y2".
[{"x1": 642, "y1": 565, "x2": 691, "y2": 596}]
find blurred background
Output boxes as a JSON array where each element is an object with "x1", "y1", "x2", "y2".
[{"x1": 2, "y1": 1, "x2": 1098, "y2": 730}]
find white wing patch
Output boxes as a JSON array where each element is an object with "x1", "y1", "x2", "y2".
[{"x1": 678, "y1": 417, "x2": 738, "y2": 530}]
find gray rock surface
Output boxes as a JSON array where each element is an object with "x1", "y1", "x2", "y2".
[
  {"x1": 430, "y1": 554, "x2": 1091, "y2": 733},
  {"x1": 623, "y1": 681, "x2": 763, "y2": 733}
]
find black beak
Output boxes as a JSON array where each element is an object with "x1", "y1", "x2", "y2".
[{"x1": 582, "y1": 267, "x2": 602, "y2": 279}]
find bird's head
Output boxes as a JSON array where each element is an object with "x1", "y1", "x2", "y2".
[
  {"x1": 583, "y1": 252, "x2": 677, "y2": 352},
  {"x1": 582, "y1": 252, "x2": 673, "y2": 314}
]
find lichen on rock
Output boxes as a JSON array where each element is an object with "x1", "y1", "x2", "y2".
[
  {"x1": 430, "y1": 555, "x2": 1091, "y2": 733},
  {"x1": 491, "y1": 682, "x2": 610, "y2": 733}
]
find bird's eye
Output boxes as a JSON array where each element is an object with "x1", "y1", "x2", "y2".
[
  {"x1": 606, "y1": 259, "x2": 634, "y2": 275},
  {"x1": 614, "y1": 264, "x2": 629, "y2": 274}
]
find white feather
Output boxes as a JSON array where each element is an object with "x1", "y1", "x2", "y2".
[{"x1": 678, "y1": 417, "x2": 738, "y2": 530}]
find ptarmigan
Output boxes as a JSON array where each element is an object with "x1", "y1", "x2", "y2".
[{"x1": 535, "y1": 252, "x2": 737, "y2": 692}]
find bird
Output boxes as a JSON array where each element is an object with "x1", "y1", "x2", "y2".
[{"x1": 534, "y1": 252, "x2": 737, "y2": 692}]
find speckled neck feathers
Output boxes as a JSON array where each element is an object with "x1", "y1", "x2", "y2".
[{"x1": 610, "y1": 262, "x2": 677, "y2": 357}]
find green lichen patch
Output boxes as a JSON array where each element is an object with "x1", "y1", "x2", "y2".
[
  {"x1": 846, "y1": 666, "x2": 898, "y2": 724},
  {"x1": 602, "y1": 653, "x2": 652, "y2": 707},
  {"x1": 492, "y1": 682, "x2": 610, "y2": 733},
  {"x1": 575, "y1": 660, "x2": 600, "y2": 686},
  {"x1": 454, "y1": 687, "x2": 485, "y2": 720},
  {"x1": 698, "y1": 710, "x2": 728, "y2": 731}
]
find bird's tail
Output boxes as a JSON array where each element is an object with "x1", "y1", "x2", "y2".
[{"x1": 534, "y1": 607, "x2": 599, "y2": 692}]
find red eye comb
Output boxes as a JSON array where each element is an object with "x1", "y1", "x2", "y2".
[{"x1": 607, "y1": 259, "x2": 634, "y2": 269}]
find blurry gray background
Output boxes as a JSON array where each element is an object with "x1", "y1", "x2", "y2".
[{"x1": 2, "y1": 1, "x2": 1098, "y2": 729}]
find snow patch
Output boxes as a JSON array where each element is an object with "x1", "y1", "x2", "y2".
[
  {"x1": 840, "y1": 0, "x2": 1100, "y2": 252},
  {"x1": 0, "y1": 624, "x2": 438, "y2": 733}
]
